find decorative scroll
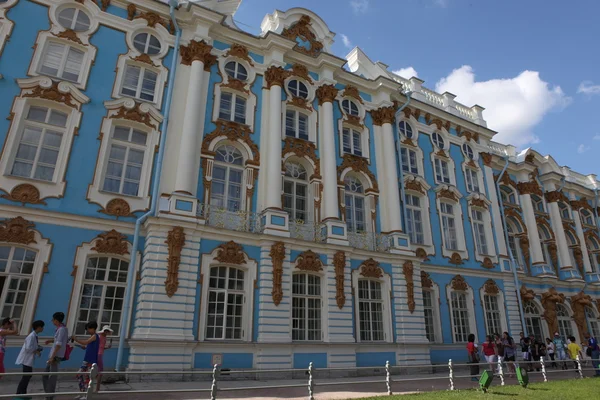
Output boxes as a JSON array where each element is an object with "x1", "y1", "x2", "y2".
[
  {"x1": 295, "y1": 250, "x2": 323, "y2": 272},
  {"x1": 337, "y1": 154, "x2": 379, "y2": 191},
  {"x1": 359, "y1": 258, "x2": 383, "y2": 278},
  {"x1": 131, "y1": 53, "x2": 158, "y2": 67},
  {"x1": 570, "y1": 198, "x2": 593, "y2": 211},
  {"x1": 201, "y1": 120, "x2": 260, "y2": 166},
  {"x1": 111, "y1": 103, "x2": 155, "y2": 129},
  {"x1": 224, "y1": 43, "x2": 254, "y2": 65},
  {"x1": 270, "y1": 242, "x2": 285, "y2": 306},
  {"x1": 215, "y1": 241, "x2": 246, "y2": 264},
  {"x1": 449, "y1": 252, "x2": 464, "y2": 265},
  {"x1": 545, "y1": 190, "x2": 569, "y2": 204},
  {"x1": 415, "y1": 248, "x2": 430, "y2": 261},
  {"x1": 405, "y1": 179, "x2": 425, "y2": 194},
  {"x1": 100, "y1": 198, "x2": 134, "y2": 218},
  {"x1": 54, "y1": 29, "x2": 84, "y2": 46},
  {"x1": 281, "y1": 15, "x2": 324, "y2": 57},
  {"x1": 480, "y1": 152, "x2": 493, "y2": 166},
  {"x1": 520, "y1": 285, "x2": 536, "y2": 302},
  {"x1": 370, "y1": 106, "x2": 395, "y2": 126},
  {"x1": 180, "y1": 40, "x2": 216, "y2": 70},
  {"x1": 23, "y1": 82, "x2": 76, "y2": 108},
  {"x1": 342, "y1": 85, "x2": 363, "y2": 104},
  {"x1": 483, "y1": 279, "x2": 499, "y2": 295},
  {"x1": 481, "y1": 257, "x2": 494, "y2": 269},
  {"x1": 525, "y1": 153, "x2": 536, "y2": 164},
  {"x1": 403, "y1": 261, "x2": 415, "y2": 314},
  {"x1": 222, "y1": 78, "x2": 249, "y2": 94},
  {"x1": 541, "y1": 287, "x2": 565, "y2": 337},
  {"x1": 126, "y1": 5, "x2": 174, "y2": 33},
  {"x1": 470, "y1": 198, "x2": 487, "y2": 209},
  {"x1": 287, "y1": 95, "x2": 312, "y2": 111},
  {"x1": 165, "y1": 227, "x2": 186, "y2": 297},
  {"x1": 450, "y1": 275, "x2": 468, "y2": 291},
  {"x1": 421, "y1": 270, "x2": 433, "y2": 288},
  {"x1": 282, "y1": 137, "x2": 320, "y2": 177},
  {"x1": 0, "y1": 217, "x2": 36, "y2": 245},
  {"x1": 100, "y1": 0, "x2": 110, "y2": 12},
  {"x1": 290, "y1": 63, "x2": 313, "y2": 83},
  {"x1": 265, "y1": 66, "x2": 291, "y2": 89},
  {"x1": 437, "y1": 188, "x2": 458, "y2": 202},
  {"x1": 91, "y1": 230, "x2": 129, "y2": 255},
  {"x1": 334, "y1": 251, "x2": 346, "y2": 309},
  {"x1": 1, "y1": 184, "x2": 46, "y2": 205},
  {"x1": 316, "y1": 84, "x2": 339, "y2": 105},
  {"x1": 571, "y1": 291, "x2": 593, "y2": 342}
]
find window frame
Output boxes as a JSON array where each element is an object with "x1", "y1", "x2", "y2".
[
  {"x1": 434, "y1": 157, "x2": 451, "y2": 184},
  {"x1": 559, "y1": 202, "x2": 571, "y2": 220},
  {"x1": 342, "y1": 127, "x2": 363, "y2": 157},
  {"x1": 291, "y1": 272, "x2": 323, "y2": 341},
  {"x1": 471, "y1": 208, "x2": 489, "y2": 256},
  {"x1": 344, "y1": 175, "x2": 367, "y2": 233},
  {"x1": 351, "y1": 267, "x2": 393, "y2": 343},
  {"x1": 440, "y1": 202, "x2": 458, "y2": 251},
  {"x1": 421, "y1": 282, "x2": 442, "y2": 343},
  {"x1": 285, "y1": 109, "x2": 310, "y2": 140},
  {"x1": 447, "y1": 284, "x2": 477, "y2": 344},
  {"x1": 283, "y1": 160, "x2": 310, "y2": 223},
  {"x1": 209, "y1": 144, "x2": 246, "y2": 213},
  {"x1": 464, "y1": 168, "x2": 480, "y2": 193},
  {"x1": 405, "y1": 193, "x2": 424, "y2": 245},
  {"x1": 435, "y1": 187, "x2": 467, "y2": 259},
  {"x1": 218, "y1": 91, "x2": 247, "y2": 125},
  {"x1": 479, "y1": 286, "x2": 507, "y2": 337},
  {"x1": 400, "y1": 147, "x2": 419, "y2": 175},
  {"x1": 500, "y1": 186, "x2": 517, "y2": 205},
  {"x1": 556, "y1": 303, "x2": 575, "y2": 340},
  {"x1": 119, "y1": 62, "x2": 160, "y2": 103}
]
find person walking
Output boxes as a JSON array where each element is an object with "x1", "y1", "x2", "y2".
[
  {"x1": 495, "y1": 334, "x2": 505, "y2": 375},
  {"x1": 96, "y1": 325, "x2": 113, "y2": 392},
  {"x1": 567, "y1": 335, "x2": 583, "y2": 371},
  {"x1": 43, "y1": 312, "x2": 69, "y2": 400},
  {"x1": 583, "y1": 332, "x2": 600, "y2": 377},
  {"x1": 502, "y1": 332, "x2": 516, "y2": 376},
  {"x1": 72, "y1": 322, "x2": 99, "y2": 399},
  {"x1": 15, "y1": 320, "x2": 45, "y2": 396},
  {"x1": 482, "y1": 335, "x2": 497, "y2": 371},
  {"x1": 553, "y1": 332, "x2": 568, "y2": 370},
  {"x1": 546, "y1": 337, "x2": 557, "y2": 368},
  {"x1": 467, "y1": 333, "x2": 480, "y2": 381},
  {"x1": 0, "y1": 318, "x2": 18, "y2": 379},
  {"x1": 521, "y1": 336, "x2": 532, "y2": 371}
]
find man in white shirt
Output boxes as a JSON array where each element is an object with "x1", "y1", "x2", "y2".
[
  {"x1": 42, "y1": 312, "x2": 68, "y2": 400},
  {"x1": 16, "y1": 320, "x2": 45, "y2": 396}
]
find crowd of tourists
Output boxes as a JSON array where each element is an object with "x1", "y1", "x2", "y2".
[{"x1": 466, "y1": 331, "x2": 600, "y2": 381}]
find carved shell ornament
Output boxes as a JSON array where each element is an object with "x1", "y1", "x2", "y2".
[
  {"x1": 359, "y1": 258, "x2": 383, "y2": 278},
  {"x1": 483, "y1": 279, "x2": 500, "y2": 295},
  {"x1": 1, "y1": 184, "x2": 46, "y2": 205},
  {"x1": 450, "y1": 275, "x2": 468, "y2": 291},
  {"x1": 215, "y1": 241, "x2": 246, "y2": 265},
  {"x1": 100, "y1": 198, "x2": 133, "y2": 218},
  {"x1": 91, "y1": 230, "x2": 129, "y2": 255},
  {"x1": 295, "y1": 250, "x2": 323, "y2": 272},
  {"x1": 0, "y1": 217, "x2": 37, "y2": 245}
]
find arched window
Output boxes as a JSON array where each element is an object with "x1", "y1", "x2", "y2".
[
  {"x1": 285, "y1": 110, "x2": 309, "y2": 140},
  {"x1": 219, "y1": 92, "x2": 247, "y2": 124},
  {"x1": 74, "y1": 256, "x2": 128, "y2": 335},
  {"x1": 287, "y1": 80, "x2": 309, "y2": 99},
  {"x1": 587, "y1": 236, "x2": 600, "y2": 272},
  {"x1": 565, "y1": 231, "x2": 578, "y2": 268},
  {"x1": 205, "y1": 266, "x2": 245, "y2": 340},
  {"x1": 500, "y1": 186, "x2": 516, "y2": 204},
  {"x1": 283, "y1": 161, "x2": 308, "y2": 222},
  {"x1": 580, "y1": 209, "x2": 594, "y2": 226},
  {"x1": 341, "y1": 99, "x2": 359, "y2": 116},
  {"x1": 132, "y1": 33, "x2": 161, "y2": 55},
  {"x1": 462, "y1": 143, "x2": 474, "y2": 160},
  {"x1": 405, "y1": 194, "x2": 424, "y2": 245},
  {"x1": 538, "y1": 224, "x2": 553, "y2": 266},
  {"x1": 440, "y1": 202, "x2": 458, "y2": 250},
  {"x1": 559, "y1": 202, "x2": 571, "y2": 219},
  {"x1": 556, "y1": 304, "x2": 573, "y2": 340},
  {"x1": 523, "y1": 301, "x2": 544, "y2": 340},
  {"x1": 432, "y1": 132, "x2": 444, "y2": 149},
  {"x1": 0, "y1": 246, "x2": 37, "y2": 329},
  {"x1": 586, "y1": 306, "x2": 600, "y2": 338},
  {"x1": 357, "y1": 279, "x2": 384, "y2": 341},
  {"x1": 224, "y1": 61, "x2": 248, "y2": 81},
  {"x1": 344, "y1": 176, "x2": 366, "y2": 233},
  {"x1": 57, "y1": 8, "x2": 91, "y2": 32},
  {"x1": 506, "y1": 220, "x2": 525, "y2": 268},
  {"x1": 291, "y1": 272, "x2": 322, "y2": 341},
  {"x1": 342, "y1": 127, "x2": 362, "y2": 156},
  {"x1": 450, "y1": 290, "x2": 470, "y2": 342},
  {"x1": 210, "y1": 145, "x2": 244, "y2": 212},
  {"x1": 398, "y1": 121, "x2": 413, "y2": 138},
  {"x1": 531, "y1": 195, "x2": 545, "y2": 213}
]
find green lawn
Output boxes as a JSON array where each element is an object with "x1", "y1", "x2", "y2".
[{"x1": 355, "y1": 378, "x2": 599, "y2": 400}]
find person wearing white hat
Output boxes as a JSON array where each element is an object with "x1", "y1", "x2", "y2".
[
  {"x1": 96, "y1": 326, "x2": 113, "y2": 392},
  {"x1": 553, "y1": 332, "x2": 568, "y2": 370}
]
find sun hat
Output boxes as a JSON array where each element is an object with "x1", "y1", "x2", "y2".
[{"x1": 101, "y1": 325, "x2": 114, "y2": 333}]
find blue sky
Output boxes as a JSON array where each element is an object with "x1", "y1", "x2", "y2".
[{"x1": 233, "y1": 0, "x2": 600, "y2": 176}]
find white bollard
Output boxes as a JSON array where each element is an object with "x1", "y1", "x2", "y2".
[
  {"x1": 540, "y1": 357, "x2": 547, "y2": 382},
  {"x1": 497, "y1": 358, "x2": 505, "y2": 386},
  {"x1": 385, "y1": 360, "x2": 392, "y2": 395},
  {"x1": 448, "y1": 359, "x2": 454, "y2": 391}
]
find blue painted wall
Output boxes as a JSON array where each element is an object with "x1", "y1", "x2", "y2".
[
  {"x1": 194, "y1": 352, "x2": 254, "y2": 369},
  {"x1": 294, "y1": 352, "x2": 326, "y2": 369},
  {"x1": 356, "y1": 351, "x2": 395, "y2": 367}
]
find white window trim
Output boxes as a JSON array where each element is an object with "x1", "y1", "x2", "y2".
[
  {"x1": 431, "y1": 148, "x2": 456, "y2": 186},
  {"x1": 467, "y1": 194, "x2": 497, "y2": 263},
  {"x1": 421, "y1": 280, "x2": 442, "y2": 344},
  {"x1": 67, "y1": 238, "x2": 138, "y2": 338},
  {"x1": 461, "y1": 161, "x2": 484, "y2": 194},
  {"x1": 87, "y1": 98, "x2": 163, "y2": 213},
  {"x1": 434, "y1": 185, "x2": 467, "y2": 259},
  {"x1": 289, "y1": 268, "x2": 328, "y2": 342},
  {"x1": 282, "y1": 77, "x2": 317, "y2": 143},
  {"x1": 351, "y1": 267, "x2": 393, "y2": 343},
  {"x1": 0, "y1": 227, "x2": 52, "y2": 335},
  {"x1": 446, "y1": 283, "x2": 477, "y2": 344},
  {"x1": 0, "y1": 77, "x2": 89, "y2": 200},
  {"x1": 282, "y1": 156, "x2": 315, "y2": 224},
  {"x1": 397, "y1": 119, "x2": 419, "y2": 142},
  {"x1": 213, "y1": 56, "x2": 257, "y2": 130},
  {"x1": 479, "y1": 286, "x2": 508, "y2": 336},
  {"x1": 337, "y1": 97, "x2": 370, "y2": 159},
  {"x1": 523, "y1": 298, "x2": 549, "y2": 340},
  {"x1": 198, "y1": 248, "x2": 257, "y2": 342},
  {"x1": 556, "y1": 302, "x2": 578, "y2": 339},
  {"x1": 0, "y1": 0, "x2": 17, "y2": 57},
  {"x1": 403, "y1": 175, "x2": 434, "y2": 253},
  {"x1": 340, "y1": 172, "x2": 377, "y2": 234}
]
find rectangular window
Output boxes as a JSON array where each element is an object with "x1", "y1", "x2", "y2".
[
  {"x1": 219, "y1": 92, "x2": 247, "y2": 124},
  {"x1": 342, "y1": 128, "x2": 362, "y2": 156},
  {"x1": 465, "y1": 169, "x2": 480, "y2": 193},
  {"x1": 406, "y1": 194, "x2": 424, "y2": 245},
  {"x1": 422, "y1": 289, "x2": 436, "y2": 342},
  {"x1": 400, "y1": 147, "x2": 419, "y2": 174},
  {"x1": 292, "y1": 273, "x2": 321, "y2": 341},
  {"x1": 450, "y1": 291, "x2": 470, "y2": 342},
  {"x1": 358, "y1": 279, "x2": 384, "y2": 341},
  {"x1": 120, "y1": 64, "x2": 158, "y2": 102},
  {"x1": 102, "y1": 126, "x2": 147, "y2": 197},
  {"x1": 11, "y1": 106, "x2": 67, "y2": 182},
  {"x1": 283, "y1": 180, "x2": 308, "y2": 222},
  {"x1": 471, "y1": 209, "x2": 488, "y2": 255},
  {"x1": 39, "y1": 42, "x2": 84, "y2": 83},
  {"x1": 206, "y1": 266, "x2": 245, "y2": 340},
  {"x1": 434, "y1": 158, "x2": 450, "y2": 184},
  {"x1": 285, "y1": 110, "x2": 308, "y2": 140},
  {"x1": 345, "y1": 193, "x2": 366, "y2": 233},
  {"x1": 483, "y1": 294, "x2": 502, "y2": 335},
  {"x1": 210, "y1": 165, "x2": 243, "y2": 212},
  {"x1": 440, "y1": 202, "x2": 458, "y2": 250},
  {"x1": 0, "y1": 246, "x2": 36, "y2": 330}
]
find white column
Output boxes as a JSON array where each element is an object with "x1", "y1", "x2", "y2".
[
  {"x1": 381, "y1": 120, "x2": 402, "y2": 232},
  {"x1": 519, "y1": 193, "x2": 544, "y2": 264},
  {"x1": 548, "y1": 201, "x2": 572, "y2": 268},
  {"x1": 174, "y1": 59, "x2": 205, "y2": 195},
  {"x1": 317, "y1": 85, "x2": 339, "y2": 221},
  {"x1": 372, "y1": 125, "x2": 389, "y2": 233},
  {"x1": 573, "y1": 209, "x2": 592, "y2": 272},
  {"x1": 484, "y1": 164, "x2": 507, "y2": 256},
  {"x1": 264, "y1": 83, "x2": 283, "y2": 210}
]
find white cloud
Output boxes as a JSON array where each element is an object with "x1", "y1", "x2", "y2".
[
  {"x1": 578, "y1": 144, "x2": 591, "y2": 154},
  {"x1": 350, "y1": 0, "x2": 369, "y2": 14},
  {"x1": 392, "y1": 67, "x2": 418, "y2": 80},
  {"x1": 340, "y1": 34, "x2": 352, "y2": 49},
  {"x1": 594, "y1": 133, "x2": 600, "y2": 141},
  {"x1": 577, "y1": 81, "x2": 600, "y2": 95},
  {"x1": 434, "y1": 0, "x2": 449, "y2": 7},
  {"x1": 435, "y1": 65, "x2": 571, "y2": 147}
]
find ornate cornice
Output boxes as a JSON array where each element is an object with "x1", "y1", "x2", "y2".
[
  {"x1": 111, "y1": 103, "x2": 156, "y2": 129},
  {"x1": 437, "y1": 188, "x2": 458, "y2": 202},
  {"x1": 295, "y1": 250, "x2": 323, "y2": 272},
  {"x1": 570, "y1": 198, "x2": 593, "y2": 211},
  {"x1": 215, "y1": 241, "x2": 246, "y2": 264},
  {"x1": 222, "y1": 78, "x2": 249, "y2": 94},
  {"x1": 201, "y1": 121, "x2": 259, "y2": 166},
  {"x1": 0, "y1": 217, "x2": 36, "y2": 245},
  {"x1": 180, "y1": 40, "x2": 216, "y2": 69},
  {"x1": 342, "y1": 85, "x2": 363, "y2": 104},
  {"x1": 316, "y1": 84, "x2": 338, "y2": 105},
  {"x1": 127, "y1": 4, "x2": 174, "y2": 33},
  {"x1": 99, "y1": 198, "x2": 134, "y2": 218},
  {"x1": 265, "y1": 66, "x2": 291, "y2": 89},
  {"x1": 403, "y1": 261, "x2": 415, "y2": 314},
  {"x1": 450, "y1": 275, "x2": 468, "y2": 291},
  {"x1": 338, "y1": 154, "x2": 379, "y2": 192},
  {"x1": 405, "y1": 179, "x2": 425, "y2": 194},
  {"x1": 359, "y1": 258, "x2": 383, "y2": 278},
  {"x1": 494, "y1": 173, "x2": 517, "y2": 188},
  {"x1": 458, "y1": 131, "x2": 479, "y2": 142},
  {"x1": 281, "y1": 15, "x2": 324, "y2": 57},
  {"x1": 224, "y1": 43, "x2": 254, "y2": 66},
  {"x1": 282, "y1": 137, "x2": 320, "y2": 177},
  {"x1": 545, "y1": 190, "x2": 569, "y2": 204},
  {"x1": 470, "y1": 198, "x2": 488, "y2": 209},
  {"x1": 23, "y1": 81, "x2": 77, "y2": 108},
  {"x1": 91, "y1": 230, "x2": 129, "y2": 255},
  {"x1": 1, "y1": 184, "x2": 46, "y2": 205},
  {"x1": 54, "y1": 29, "x2": 85, "y2": 46},
  {"x1": 165, "y1": 227, "x2": 185, "y2": 297},
  {"x1": 421, "y1": 270, "x2": 433, "y2": 288},
  {"x1": 517, "y1": 179, "x2": 543, "y2": 197},
  {"x1": 483, "y1": 279, "x2": 499, "y2": 295},
  {"x1": 334, "y1": 251, "x2": 346, "y2": 309},
  {"x1": 370, "y1": 106, "x2": 395, "y2": 126},
  {"x1": 270, "y1": 242, "x2": 285, "y2": 306}
]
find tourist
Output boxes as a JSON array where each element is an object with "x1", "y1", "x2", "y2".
[
  {"x1": 15, "y1": 320, "x2": 45, "y2": 396},
  {"x1": 43, "y1": 312, "x2": 69, "y2": 400},
  {"x1": 553, "y1": 332, "x2": 568, "y2": 370},
  {"x1": 96, "y1": 325, "x2": 113, "y2": 391},
  {"x1": 529, "y1": 334, "x2": 543, "y2": 371},
  {"x1": 72, "y1": 322, "x2": 99, "y2": 398},
  {"x1": 521, "y1": 336, "x2": 532, "y2": 371},
  {"x1": 0, "y1": 318, "x2": 18, "y2": 379},
  {"x1": 546, "y1": 337, "x2": 557, "y2": 368},
  {"x1": 495, "y1": 334, "x2": 505, "y2": 374},
  {"x1": 482, "y1": 335, "x2": 497, "y2": 371},
  {"x1": 567, "y1": 335, "x2": 583, "y2": 371},
  {"x1": 467, "y1": 333, "x2": 480, "y2": 381},
  {"x1": 583, "y1": 332, "x2": 600, "y2": 377},
  {"x1": 502, "y1": 332, "x2": 516, "y2": 375}
]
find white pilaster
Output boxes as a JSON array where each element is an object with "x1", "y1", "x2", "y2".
[
  {"x1": 519, "y1": 193, "x2": 544, "y2": 264},
  {"x1": 548, "y1": 202, "x2": 572, "y2": 268},
  {"x1": 265, "y1": 84, "x2": 283, "y2": 210},
  {"x1": 381, "y1": 122, "x2": 402, "y2": 232},
  {"x1": 372, "y1": 125, "x2": 389, "y2": 233},
  {"x1": 573, "y1": 209, "x2": 592, "y2": 273},
  {"x1": 484, "y1": 165, "x2": 507, "y2": 255},
  {"x1": 319, "y1": 100, "x2": 339, "y2": 220}
]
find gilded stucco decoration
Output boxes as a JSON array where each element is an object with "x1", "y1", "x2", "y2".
[
  {"x1": 541, "y1": 287, "x2": 565, "y2": 337},
  {"x1": 520, "y1": 285, "x2": 536, "y2": 302},
  {"x1": 470, "y1": 198, "x2": 487, "y2": 209},
  {"x1": 403, "y1": 261, "x2": 415, "y2": 314},
  {"x1": 483, "y1": 279, "x2": 500, "y2": 295},
  {"x1": 281, "y1": 15, "x2": 324, "y2": 57},
  {"x1": 525, "y1": 153, "x2": 536, "y2": 164},
  {"x1": 91, "y1": 230, "x2": 129, "y2": 255},
  {"x1": 295, "y1": 250, "x2": 323, "y2": 272},
  {"x1": 458, "y1": 131, "x2": 479, "y2": 142},
  {"x1": 126, "y1": 5, "x2": 174, "y2": 33},
  {"x1": 131, "y1": 53, "x2": 158, "y2": 67},
  {"x1": 222, "y1": 78, "x2": 249, "y2": 95},
  {"x1": 518, "y1": 234, "x2": 531, "y2": 271},
  {"x1": 544, "y1": 190, "x2": 569, "y2": 204},
  {"x1": 316, "y1": 84, "x2": 339, "y2": 105},
  {"x1": 437, "y1": 188, "x2": 458, "y2": 202},
  {"x1": 450, "y1": 275, "x2": 468, "y2": 291},
  {"x1": 265, "y1": 66, "x2": 291, "y2": 89},
  {"x1": 370, "y1": 106, "x2": 396, "y2": 126},
  {"x1": 270, "y1": 242, "x2": 286, "y2": 306},
  {"x1": 165, "y1": 227, "x2": 185, "y2": 297},
  {"x1": 342, "y1": 85, "x2": 364, "y2": 104},
  {"x1": 504, "y1": 208, "x2": 527, "y2": 233},
  {"x1": 570, "y1": 198, "x2": 593, "y2": 211},
  {"x1": 421, "y1": 270, "x2": 433, "y2": 288},
  {"x1": 337, "y1": 154, "x2": 379, "y2": 192},
  {"x1": 415, "y1": 248, "x2": 430, "y2": 261},
  {"x1": 0, "y1": 217, "x2": 36, "y2": 245},
  {"x1": 54, "y1": 29, "x2": 85, "y2": 46},
  {"x1": 572, "y1": 246, "x2": 584, "y2": 273},
  {"x1": 517, "y1": 177, "x2": 543, "y2": 197},
  {"x1": 180, "y1": 40, "x2": 217, "y2": 70},
  {"x1": 571, "y1": 291, "x2": 593, "y2": 342},
  {"x1": 405, "y1": 179, "x2": 425, "y2": 194},
  {"x1": 548, "y1": 242, "x2": 558, "y2": 269},
  {"x1": 333, "y1": 251, "x2": 346, "y2": 309},
  {"x1": 282, "y1": 137, "x2": 320, "y2": 178},
  {"x1": 100, "y1": 0, "x2": 111, "y2": 12},
  {"x1": 100, "y1": 198, "x2": 134, "y2": 218},
  {"x1": 494, "y1": 173, "x2": 517, "y2": 188},
  {"x1": 449, "y1": 252, "x2": 464, "y2": 265},
  {"x1": 23, "y1": 82, "x2": 77, "y2": 108},
  {"x1": 289, "y1": 63, "x2": 313, "y2": 84},
  {"x1": 1, "y1": 184, "x2": 46, "y2": 205},
  {"x1": 359, "y1": 258, "x2": 383, "y2": 278},
  {"x1": 481, "y1": 257, "x2": 494, "y2": 269},
  {"x1": 201, "y1": 121, "x2": 260, "y2": 166},
  {"x1": 480, "y1": 153, "x2": 493, "y2": 166},
  {"x1": 215, "y1": 241, "x2": 246, "y2": 265},
  {"x1": 224, "y1": 43, "x2": 254, "y2": 66},
  {"x1": 425, "y1": 114, "x2": 446, "y2": 131}
]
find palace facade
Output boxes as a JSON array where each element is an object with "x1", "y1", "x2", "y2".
[{"x1": 1, "y1": 0, "x2": 599, "y2": 371}]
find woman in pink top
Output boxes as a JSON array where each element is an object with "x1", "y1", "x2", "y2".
[
  {"x1": 96, "y1": 325, "x2": 113, "y2": 391},
  {"x1": 0, "y1": 318, "x2": 18, "y2": 378}
]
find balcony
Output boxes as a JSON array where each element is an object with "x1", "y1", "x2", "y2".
[
  {"x1": 197, "y1": 204, "x2": 263, "y2": 233},
  {"x1": 348, "y1": 231, "x2": 393, "y2": 252},
  {"x1": 289, "y1": 220, "x2": 326, "y2": 242}
]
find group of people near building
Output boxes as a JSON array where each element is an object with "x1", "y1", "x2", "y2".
[
  {"x1": 0, "y1": 312, "x2": 112, "y2": 399},
  {"x1": 467, "y1": 331, "x2": 600, "y2": 381}
]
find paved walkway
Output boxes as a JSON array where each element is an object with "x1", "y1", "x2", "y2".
[{"x1": 0, "y1": 366, "x2": 593, "y2": 399}]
